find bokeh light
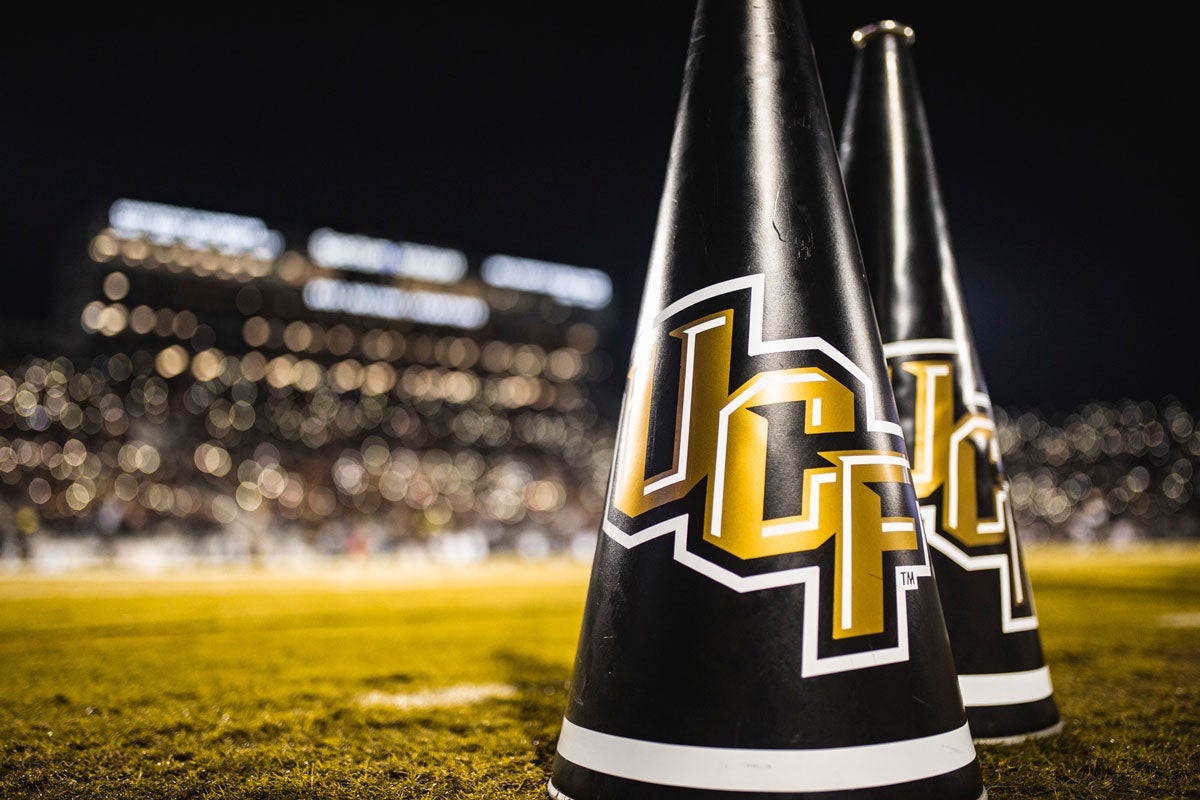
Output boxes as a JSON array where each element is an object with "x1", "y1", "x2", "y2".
[{"x1": 13, "y1": 201, "x2": 1198, "y2": 572}]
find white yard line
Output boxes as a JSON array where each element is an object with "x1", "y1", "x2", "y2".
[
  {"x1": 1157, "y1": 612, "x2": 1200, "y2": 629},
  {"x1": 359, "y1": 683, "x2": 518, "y2": 711}
]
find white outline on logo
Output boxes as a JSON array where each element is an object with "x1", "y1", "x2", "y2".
[
  {"x1": 884, "y1": 338, "x2": 1038, "y2": 633},
  {"x1": 602, "y1": 276, "x2": 929, "y2": 676},
  {"x1": 641, "y1": 314, "x2": 730, "y2": 496},
  {"x1": 631, "y1": 274, "x2": 902, "y2": 437},
  {"x1": 905, "y1": 361, "x2": 951, "y2": 487}
]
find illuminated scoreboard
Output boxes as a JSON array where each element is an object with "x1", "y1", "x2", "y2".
[{"x1": 79, "y1": 199, "x2": 616, "y2": 408}]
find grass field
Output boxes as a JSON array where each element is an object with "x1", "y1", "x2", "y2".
[{"x1": 1, "y1": 545, "x2": 1198, "y2": 799}]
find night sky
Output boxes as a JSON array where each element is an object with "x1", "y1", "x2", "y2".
[{"x1": 3, "y1": 5, "x2": 1195, "y2": 408}]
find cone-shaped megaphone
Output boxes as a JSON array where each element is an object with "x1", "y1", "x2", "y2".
[
  {"x1": 840, "y1": 20, "x2": 1062, "y2": 744},
  {"x1": 549, "y1": 3, "x2": 985, "y2": 797}
]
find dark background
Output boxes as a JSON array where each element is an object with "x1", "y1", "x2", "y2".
[{"x1": 2, "y1": 5, "x2": 1195, "y2": 409}]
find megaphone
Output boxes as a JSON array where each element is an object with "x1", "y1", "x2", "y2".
[
  {"x1": 840, "y1": 20, "x2": 1062, "y2": 744},
  {"x1": 549, "y1": 3, "x2": 986, "y2": 797}
]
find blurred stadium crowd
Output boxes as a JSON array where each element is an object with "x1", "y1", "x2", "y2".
[
  {"x1": 996, "y1": 400, "x2": 1199, "y2": 545},
  {"x1": 3, "y1": 345, "x2": 1195, "y2": 574},
  {"x1": 0, "y1": 200, "x2": 1196, "y2": 572},
  {"x1": 0, "y1": 201, "x2": 621, "y2": 572},
  {"x1": 0, "y1": 348, "x2": 614, "y2": 571}
]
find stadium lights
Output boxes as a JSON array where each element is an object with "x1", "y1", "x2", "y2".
[
  {"x1": 307, "y1": 228, "x2": 468, "y2": 284},
  {"x1": 480, "y1": 255, "x2": 612, "y2": 309},
  {"x1": 302, "y1": 278, "x2": 489, "y2": 330},
  {"x1": 108, "y1": 199, "x2": 283, "y2": 259}
]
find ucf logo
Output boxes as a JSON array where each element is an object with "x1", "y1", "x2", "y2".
[
  {"x1": 883, "y1": 339, "x2": 1037, "y2": 633},
  {"x1": 602, "y1": 276, "x2": 933, "y2": 675},
  {"x1": 901, "y1": 358, "x2": 1009, "y2": 549}
]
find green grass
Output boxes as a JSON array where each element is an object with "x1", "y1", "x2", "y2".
[{"x1": 1, "y1": 546, "x2": 1198, "y2": 799}]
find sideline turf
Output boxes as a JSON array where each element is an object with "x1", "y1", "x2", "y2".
[{"x1": 1, "y1": 546, "x2": 1197, "y2": 799}]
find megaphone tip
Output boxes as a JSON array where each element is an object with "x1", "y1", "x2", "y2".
[{"x1": 852, "y1": 20, "x2": 916, "y2": 49}]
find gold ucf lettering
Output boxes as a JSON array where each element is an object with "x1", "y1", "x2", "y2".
[
  {"x1": 611, "y1": 310, "x2": 917, "y2": 639},
  {"x1": 902, "y1": 360, "x2": 1007, "y2": 547}
]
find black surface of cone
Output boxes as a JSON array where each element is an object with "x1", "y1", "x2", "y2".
[
  {"x1": 840, "y1": 25, "x2": 1061, "y2": 742},
  {"x1": 550, "y1": 2, "x2": 984, "y2": 797}
]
